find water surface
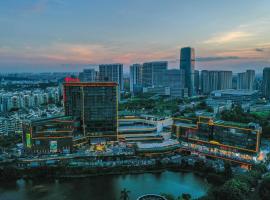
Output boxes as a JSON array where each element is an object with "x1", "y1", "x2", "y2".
[{"x1": 0, "y1": 171, "x2": 209, "y2": 200}]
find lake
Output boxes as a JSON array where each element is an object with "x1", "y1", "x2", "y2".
[{"x1": 0, "y1": 171, "x2": 209, "y2": 200}]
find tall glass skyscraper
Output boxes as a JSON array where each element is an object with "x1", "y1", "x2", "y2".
[
  {"x1": 79, "y1": 69, "x2": 97, "y2": 82},
  {"x1": 263, "y1": 67, "x2": 270, "y2": 99},
  {"x1": 130, "y1": 64, "x2": 142, "y2": 93},
  {"x1": 142, "y1": 61, "x2": 168, "y2": 87},
  {"x1": 64, "y1": 82, "x2": 118, "y2": 141},
  {"x1": 180, "y1": 47, "x2": 195, "y2": 96},
  {"x1": 99, "y1": 64, "x2": 123, "y2": 90}
]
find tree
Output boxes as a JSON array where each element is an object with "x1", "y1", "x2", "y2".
[
  {"x1": 215, "y1": 179, "x2": 249, "y2": 200},
  {"x1": 194, "y1": 160, "x2": 206, "y2": 172},
  {"x1": 262, "y1": 125, "x2": 270, "y2": 138},
  {"x1": 120, "y1": 188, "x2": 130, "y2": 200},
  {"x1": 224, "y1": 161, "x2": 233, "y2": 180},
  {"x1": 196, "y1": 101, "x2": 207, "y2": 109},
  {"x1": 206, "y1": 173, "x2": 226, "y2": 186},
  {"x1": 259, "y1": 175, "x2": 270, "y2": 200},
  {"x1": 178, "y1": 193, "x2": 192, "y2": 200}
]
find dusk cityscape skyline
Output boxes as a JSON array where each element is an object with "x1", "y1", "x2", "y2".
[
  {"x1": 1, "y1": 1, "x2": 270, "y2": 200},
  {"x1": 0, "y1": 0, "x2": 270, "y2": 72}
]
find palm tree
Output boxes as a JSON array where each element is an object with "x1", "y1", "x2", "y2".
[
  {"x1": 177, "y1": 193, "x2": 191, "y2": 200},
  {"x1": 120, "y1": 188, "x2": 130, "y2": 200}
]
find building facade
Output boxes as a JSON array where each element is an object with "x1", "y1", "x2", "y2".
[
  {"x1": 172, "y1": 117, "x2": 261, "y2": 165},
  {"x1": 237, "y1": 70, "x2": 255, "y2": 90},
  {"x1": 163, "y1": 69, "x2": 185, "y2": 97},
  {"x1": 180, "y1": 47, "x2": 195, "y2": 96},
  {"x1": 64, "y1": 82, "x2": 118, "y2": 141},
  {"x1": 130, "y1": 64, "x2": 142, "y2": 94},
  {"x1": 79, "y1": 69, "x2": 97, "y2": 82},
  {"x1": 99, "y1": 64, "x2": 123, "y2": 91},
  {"x1": 210, "y1": 89, "x2": 259, "y2": 104},
  {"x1": 263, "y1": 67, "x2": 270, "y2": 99},
  {"x1": 201, "y1": 70, "x2": 232, "y2": 94},
  {"x1": 194, "y1": 70, "x2": 200, "y2": 94},
  {"x1": 142, "y1": 61, "x2": 168, "y2": 88},
  {"x1": 22, "y1": 116, "x2": 76, "y2": 154}
]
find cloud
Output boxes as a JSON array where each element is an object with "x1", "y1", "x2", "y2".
[
  {"x1": 23, "y1": 0, "x2": 65, "y2": 14},
  {"x1": 24, "y1": 0, "x2": 48, "y2": 13},
  {"x1": 0, "y1": 42, "x2": 177, "y2": 67},
  {"x1": 255, "y1": 48, "x2": 264, "y2": 52},
  {"x1": 204, "y1": 31, "x2": 253, "y2": 44},
  {"x1": 214, "y1": 46, "x2": 270, "y2": 59},
  {"x1": 196, "y1": 56, "x2": 241, "y2": 62}
]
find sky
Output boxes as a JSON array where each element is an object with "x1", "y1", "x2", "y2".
[{"x1": 0, "y1": 0, "x2": 270, "y2": 73}]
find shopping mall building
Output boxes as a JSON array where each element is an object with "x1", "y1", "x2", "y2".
[{"x1": 172, "y1": 116, "x2": 262, "y2": 166}]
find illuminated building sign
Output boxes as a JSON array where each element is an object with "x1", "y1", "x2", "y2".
[
  {"x1": 50, "y1": 141, "x2": 58, "y2": 153},
  {"x1": 26, "y1": 133, "x2": 31, "y2": 148},
  {"x1": 64, "y1": 77, "x2": 80, "y2": 83}
]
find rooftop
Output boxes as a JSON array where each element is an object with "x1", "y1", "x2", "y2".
[
  {"x1": 211, "y1": 89, "x2": 259, "y2": 96},
  {"x1": 137, "y1": 194, "x2": 167, "y2": 200},
  {"x1": 137, "y1": 139, "x2": 179, "y2": 149},
  {"x1": 63, "y1": 82, "x2": 117, "y2": 87}
]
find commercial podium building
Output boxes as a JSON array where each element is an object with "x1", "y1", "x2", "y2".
[
  {"x1": 22, "y1": 116, "x2": 78, "y2": 154},
  {"x1": 172, "y1": 117, "x2": 261, "y2": 166},
  {"x1": 23, "y1": 82, "x2": 118, "y2": 154}
]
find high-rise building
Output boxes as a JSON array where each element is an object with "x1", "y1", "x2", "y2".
[
  {"x1": 99, "y1": 64, "x2": 123, "y2": 90},
  {"x1": 246, "y1": 70, "x2": 255, "y2": 90},
  {"x1": 263, "y1": 68, "x2": 270, "y2": 99},
  {"x1": 237, "y1": 72, "x2": 246, "y2": 90},
  {"x1": 79, "y1": 69, "x2": 97, "y2": 82},
  {"x1": 164, "y1": 69, "x2": 185, "y2": 97},
  {"x1": 180, "y1": 47, "x2": 195, "y2": 96},
  {"x1": 201, "y1": 70, "x2": 210, "y2": 94},
  {"x1": 142, "y1": 61, "x2": 168, "y2": 87},
  {"x1": 201, "y1": 70, "x2": 232, "y2": 94},
  {"x1": 208, "y1": 71, "x2": 219, "y2": 92},
  {"x1": 237, "y1": 70, "x2": 255, "y2": 90},
  {"x1": 164, "y1": 69, "x2": 185, "y2": 88},
  {"x1": 64, "y1": 82, "x2": 118, "y2": 141},
  {"x1": 194, "y1": 70, "x2": 200, "y2": 94},
  {"x1": 130, "y1": 64, "x2": 142, "y2": 93},
  {"x1": 218, "y1": 71, "x2": 232, "y2": 89}
]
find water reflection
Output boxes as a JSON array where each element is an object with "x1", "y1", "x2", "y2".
[{"x1": 0, "y1": 171, "x2": 209, "y2": 200}]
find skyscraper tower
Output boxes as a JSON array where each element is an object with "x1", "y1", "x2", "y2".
[
  {"x1": 218, "y1": 71, "x2": 233, "y2": 89},
  {"x1": 194, "y1": 70, "x2": 200, "y2": 94},
  {"x1": 263, "y1": 67, "x2": 270, "y2": 99},
  {"x1": 99, "y1": 63, "x2": 123, "y2": 101},
  {"x1": 246, "y1": 70, "x2": 255, "y2": 90},
  {"x1": 142, "y1": 61, "x2": 168, "y2": 87},
  {"x1": 99, "y1": 64, "x2": 123, "y2": 90},
  {"x1": 201, "y1": 70, "x2": 232, "y2": 94},
  {"x1": 180, "y1": 47, "x2": 195, "y2": 96},
  {"x1": 79, "y1": 68, "x2": 97, "y2": 82},
  {"x1": 64, "y1": 82, "x2": 118, "y2": 141},
  {"x1": 130, "y1": 64, "x2": 142, "y2": 94},
  {"x1": 237, "y1": 70, "x2": 255, "y2": 90}
]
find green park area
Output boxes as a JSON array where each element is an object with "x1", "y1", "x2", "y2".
[
  {"x1": 119, "y1": 96, "x2": 181, "y2": 116},
  {"x1": 220, "y1": 105, "x2": 270, "y2": 138}
]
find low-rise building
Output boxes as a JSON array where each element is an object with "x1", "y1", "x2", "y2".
[
  {"x1": 22, "y1": 116, "x2": 79, "y2": 154},
  {"x1": 118, "y1": 115, "x2": 172, "y2": 143},
  {"x1": 172, "y1": 117, "x2": 261, "y2": 166},
  {"x1": 210, "y1": 89, "x2": 259, "y2": 104}
]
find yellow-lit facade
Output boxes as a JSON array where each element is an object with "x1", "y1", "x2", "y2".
[{"x1": 172, "y1": 117, "x2": 261, "y2": 165}]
